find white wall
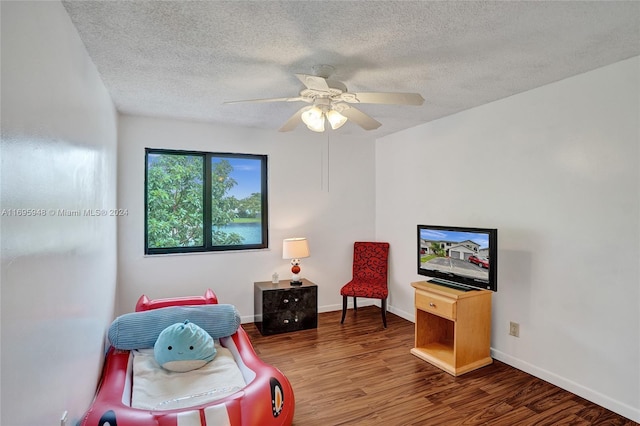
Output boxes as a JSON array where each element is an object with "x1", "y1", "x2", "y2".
[
  {"x1": 0, "y1": 2, "x2": 118, "y2": 426},
  {"x1": 376, "y1": 57, "x2": 640, "y2": 421},
  {"x1": 117, "y1": 115, "x2": 377, "y2": 318}
]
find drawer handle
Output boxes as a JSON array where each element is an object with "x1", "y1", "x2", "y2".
[
  {"x1": 283, "y1": 319, "x2": 289, "y2": 324},
  {"x1": 283, "y1": 299, "x2": 289, "y2": 303},
  {"x1": 294, "y1": 298, "x2": 299, "y2": 302},
  {"x1": 429, "y1": 302, "x2": 436, "y2": 308}
]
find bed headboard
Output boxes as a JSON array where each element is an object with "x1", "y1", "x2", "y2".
[{"x1": 135, "y1": 289, "x2": 218, "y2": 311}]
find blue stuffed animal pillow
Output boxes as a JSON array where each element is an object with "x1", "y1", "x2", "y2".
[{"x1": 154, "y1": 320, "x2": 216, "y2": 372}]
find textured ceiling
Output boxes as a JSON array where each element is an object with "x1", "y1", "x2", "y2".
[{"x1": 62, "y1": 1, "x2": 640, "y2": 137}]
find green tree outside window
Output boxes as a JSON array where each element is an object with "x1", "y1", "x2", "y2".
[{"x1": 145, "y1": 149, "x2": 268, "y2": 254}]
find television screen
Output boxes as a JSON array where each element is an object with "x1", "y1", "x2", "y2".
[{"x1": 417, "y1": 225, "x2": 497, "y2": 291}]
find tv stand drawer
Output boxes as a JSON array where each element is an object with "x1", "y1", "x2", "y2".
[{"x1": 415, "y1": 290, "x2": 456, "y2": 319}]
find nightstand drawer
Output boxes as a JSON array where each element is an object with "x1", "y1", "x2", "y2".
[
  {"x1": 263, "y1": 288, "x2": 310, "y2": 313},
  {"x1": 262, "y1": 309, "x2": 316, "y2": 334},
  {"x1": 415, "y1": 290, "x2": 456, "y2": 319}
]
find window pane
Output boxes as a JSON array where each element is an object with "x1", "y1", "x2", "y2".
[
  {"x1": 146, "y1": 153, "x2": 204, "y2": 248},
  {"x1": 145, "y1": 149, "x2": 267, "y2": 255},
  {"x1": 211, "y1": 156, "x2": 264, "y2": 246}
]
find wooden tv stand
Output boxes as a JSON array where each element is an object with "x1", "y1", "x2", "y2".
[{"x1": 410, "y1": 281, "x2": 492, "y2": 376}]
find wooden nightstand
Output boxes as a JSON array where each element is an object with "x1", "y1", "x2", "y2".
[
  {"x1": 254, "y1": 279, "x2": 318, "y2": 335},
  {"x1": 410, "y1": 280, "x2": 492, "y2": 376}
]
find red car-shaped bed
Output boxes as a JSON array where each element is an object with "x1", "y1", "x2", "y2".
[{"x1": 80, "y1": 290, "x2": 294, "y2": 426}]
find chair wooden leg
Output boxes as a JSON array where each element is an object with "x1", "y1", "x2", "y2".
[
  {"x1": 381, "y1": 298, "x2": 387, "y2": 328},
  {"x1": 353, "y1": 297, "x2": 357, "y2": 311},
  {"x1": 340, "y1": 296, "x2": 347, "y2": 324}
]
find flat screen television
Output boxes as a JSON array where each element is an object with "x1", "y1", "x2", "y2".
[{"x1": 417, "y1": 224, "x2": 497, "y2": 292}]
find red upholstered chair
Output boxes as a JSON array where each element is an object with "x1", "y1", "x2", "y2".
[{"x1": 340, "y1": 242, "x2": 390, "y2": 328}]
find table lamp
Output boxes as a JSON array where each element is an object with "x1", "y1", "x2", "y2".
[{"x1": 282, "y1": 237, "x2": 310, "y2": 286}]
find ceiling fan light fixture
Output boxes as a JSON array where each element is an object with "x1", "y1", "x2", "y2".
[
  {"x1": 301, "y1": 106, "x2": 325, "y2": 132},
  {"x1": 306, "y1": 118, "x2": 325, "y2": 132},
  {"x1": 326, "y1": 109, "x2": 348, "y2": 130}
]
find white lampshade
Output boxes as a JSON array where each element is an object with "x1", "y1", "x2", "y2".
[
  {"x1": 301, "y1": 106, "x2": 325, "y2": 132},
  {"x1": 282, "y1": 237, "x2": 310, "y2": 259},
  {"x1": 307, "y1": 120, "x2": 325, "y2": 132},
  {"x1": 326, "y1": 109, "x2": 348, "y2": 130}
]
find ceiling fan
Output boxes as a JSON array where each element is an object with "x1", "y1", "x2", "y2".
[{"x1": 224, "y1": 65, "x2": 424, "y2": 132}]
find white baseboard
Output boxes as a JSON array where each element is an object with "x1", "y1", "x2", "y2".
[
  {"x1": 244, "y1": 301, "x2": 395, "y2": 322},
  {"x1": 491, "y1": 349, "x2": 639, "y2": 423},
  {"x1": 320, "y1": 300, "x2": 379, "y2": 313},
  {"x1": 242, "y1": 301, "x2": 377, "y2": 323},
  {"x1": 241, "y1": 315, "x2": 256, "y2": 324},
  {"x1": 244, "y1": 302, "x2": 414, "y2": 323},
  {"x1": 387, "y1": 304, "x2": 414, "y2": 322}
]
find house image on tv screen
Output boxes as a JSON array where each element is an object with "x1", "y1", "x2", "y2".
[{"x1": 420, "y1": 238, "x2": 480, "y2": 260}]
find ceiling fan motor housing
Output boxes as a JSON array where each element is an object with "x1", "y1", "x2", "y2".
[{"x1": 300, "y1": 82, "x2": 346, "y2": 101}]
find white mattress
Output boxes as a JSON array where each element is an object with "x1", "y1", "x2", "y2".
[{"x1": 131, "y1": 341, "x2": 246, "y2": 410}]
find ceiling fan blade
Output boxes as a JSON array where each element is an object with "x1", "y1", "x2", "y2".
[
  {"x1": 340, "y1": 106, "x2": 382, "y2": 131},
  {"x1": 278, "y1": 106, "x2": 308, "y2": 132},
  {"x1": 295, "y1": 73, "x2": 330, "y2": 91},
  {"x1": 224, "y1": 96, "x2": 305, "y2": 105},
  {"x1": 348, "y1": 92, "x2": 425, "y2": 105}
]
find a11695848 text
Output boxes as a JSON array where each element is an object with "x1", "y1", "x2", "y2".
[{"x1": 1, "y1": 208, "x2": 128, "y2": 217}]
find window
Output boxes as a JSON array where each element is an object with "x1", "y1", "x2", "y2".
[{"x1": 145, "y1": 148, "x2": 268, "y2": 255}]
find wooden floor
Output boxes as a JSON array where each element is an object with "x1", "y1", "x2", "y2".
[{"x1": 244, "y1": 306, "x2": 637, "y2": 426}]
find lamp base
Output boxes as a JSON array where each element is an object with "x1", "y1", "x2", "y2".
[{"x1": 289, "y1": 280, "x2": 303, "y2": 286}]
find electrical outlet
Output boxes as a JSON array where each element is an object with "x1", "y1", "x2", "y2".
[
  {"x1": 60, "y1": 411, "x2": 68, "y2": 426},
  {"x1": 509, "y1": 321, "x2": 520, "y2": 337}
]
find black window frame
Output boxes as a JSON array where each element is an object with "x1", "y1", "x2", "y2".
[{"x1": 144, "y1": 148, "x2": 268, "y2": 255}]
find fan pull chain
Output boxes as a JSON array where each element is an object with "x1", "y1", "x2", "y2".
[{"x1": 321, "y1": 133, "x2": 330, "y2": 192}]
